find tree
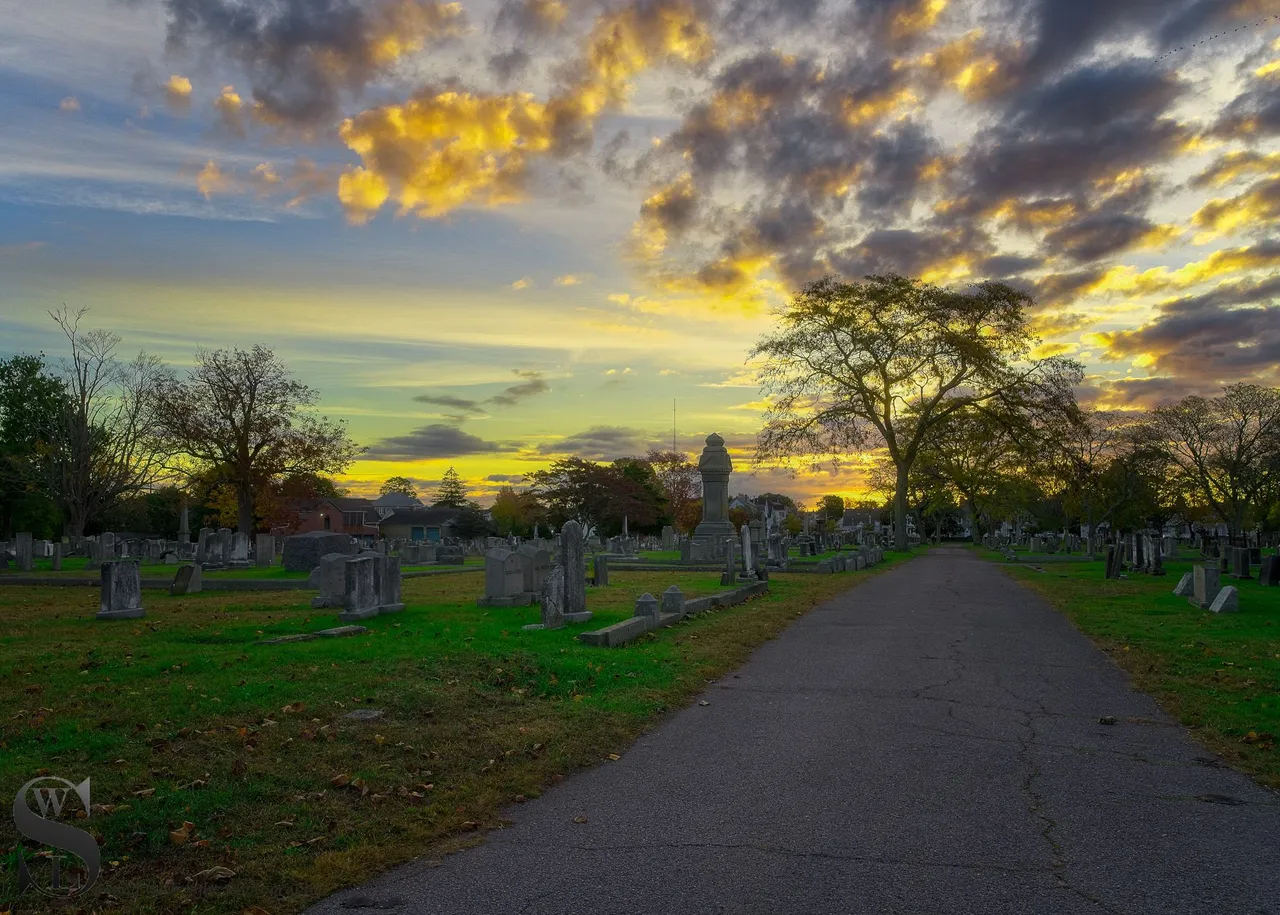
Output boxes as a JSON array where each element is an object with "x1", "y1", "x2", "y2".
[
  {"x1": 1149, "y1": 384, "x2": 1280, "y2": 536},
  {"x1": 527, "y1": 457, "x2": 663, "y2": 535},
  {"x1": 433, "y1": 467, "x2": 468, "y2": 508},
  {"x1": 646, "y1": 449, "x2": 701, "y2": 533},
  {"x1": 490, "y1": 486, "x2": 541, "y2": 535},
  {"x1": 452, "y1": 500, "x2": 492, "y2": 540},
  {"x1": 152, "y1": 345, "x2": 362, "y2": 534},
  {"x1": 379, "y1": 475, "x2": 418, "y2": 500},
  {"x1": 819, "y1": 494, "x2": 845, "y2": 522},
  {"x1": 48, "y1": 308, "x2": 171, "y2": 537},
  {"x1": 0, "y1": 353, "x2": 65, "y2": 538},
  {"x1": 753, "y1": 274, "x2": 1080, "y2": 550}
]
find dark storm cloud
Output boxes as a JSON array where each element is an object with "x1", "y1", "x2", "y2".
[
  {"x1": 1095, "y1": 376, "x2": 1206, "y2": 408},
  {"x1": 488, "y1": 48, "x2": 531, "y2": 82},
  {"x1": 365, "y1": 424, "x2": 519, "y2": 460},
  {"x1": 829, "y1": 225, "x2": 995, "y2": 279},
  {"x1": 1100, "y1": 273, "x2": 1280, "y2": 382},
  {"x1": 413, "y1": 393, "x2": 485, "y2": 414},
  {"x1": 1032, "y1": 269, "x2": 1109, "y2": 307},
  {"x1": 976, "y1": 254, "x2": 1045, "y2": 279},
  {"x1": 162, "y1": 0, "x2": 466, "y2": 127},
  {"x1": 718, "y1": 0, "x2": 824, "y2": 39},
  {"x1": 1214, "y1": 73, "x2": 1280, "y2": 139},
  {"x1": 1043, "y1": 214, "x2": 1164, "y2": 264},
  {"x1": 1006, "y1": 63, "x2": 1186, "y2": 133},
  {"x1": 856, "y1": 122, "x2": 941, "y2": 221}
]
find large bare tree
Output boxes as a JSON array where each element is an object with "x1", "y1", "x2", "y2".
[
  {"x1": 153, "y1": 346, "x2": 362, "y2": 533},
  {"x1": 752, "y1": 274, "x2": 1080, "y2": 550},
  {"x1": 48, "y1": 307, "x2": 169, "y2": 537},
  {"x1": 1150, "y1": 383, "x2": 1280, "y2": 536}
]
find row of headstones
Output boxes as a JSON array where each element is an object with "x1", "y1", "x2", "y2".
[
  {"x1": 194, "y1": 529, "x2": 279, "y2": 568},
  {"x1": 398, "y1": 541, "x2": 466, "y2": 565},
  {"x1": 1104, "y1": 533, "x2": 1168, "y2": 579},
  {"x1": 814, "y1": 546, "x2": 883, "y2": 574},
  {"x1": 474, "y1": 521, "x2": 592, "y2": 630}
]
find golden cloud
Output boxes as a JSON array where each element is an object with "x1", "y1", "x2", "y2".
[
  {"x1": 1191, "y1": 175, "x2": 1280, "y2": 241},
  {"x1": 337, "y1": 0, "x2": 713, "y2": 223},
  {"x1": 913, "y1": 30, "x2": 1010, "y2": 100},
  {"x1": 890, "y1": 0, "x2": 949, "y2": 40},
  {"x1": 1088, "y1": 242, "x2": 1280, "y2": 297},
  {"x1": 196, "y1": 160, "x2": 230, "y2": 199},
  {"x1": 1192, "y1": 150, "x2": 1280, "y2": 188},
  {"x1": 214, "y1": 85, "x2": 246, "y2": 137}
]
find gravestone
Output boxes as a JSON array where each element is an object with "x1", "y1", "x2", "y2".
[
  {"x1": 437, "y1": 544, "x2": 465, "y2": 565},
  {"x1": 1209, "y1": 585, "x2": 1239, "y2": 614},
  {"x1": 721, "y1": 539, "x2": 737, "y2": 586},
  {"x1": 561, "y1": 520, "x2": 587, "y2": 615},
  {"x1": 523, "y1": 565, "x2": 566, "y2": 631},
  {"x1": 517, "y1": 544, "x2": 551, "y2": 594},
  {"x1": 229, "y1": 532, "x2": 251, "y2": 568},
  {"x1": 196, "y1": 528, "x2": 213, "y2": 564},
  {"x1": 741, "y1": 525, "x2": 755, "y2": 578},
  {"x1": 98, "y1": 560, "x2": 145, "y2": 620},
  {"x1": 1104, "y1": 546, "x2": 1120, "y2": 580},
  {"x1": 661, "y1": 525, "x2": 676, "y2": 550},
  {"x1": 312, "y1": 552, "x2": 359, "y2": 608},
  {"x1": 679, "y1": 540, "x2": 693, "y2": 562},
  {"x1": 282, "y1": 531, "x2": 356, "y2": 571},
  {"x1": 662, "y1": 585, "x2": 685, "y2": 619},
  {"x1": 478, "y1": 548, "x2": 529, "y2": 607},
  {"x1": 692, "y1": 433, "x2": 735, "y2": 554},
  {"x1": 1191, "y1": 565, "x2": 1221, "y2": 610},
  {"x1": 633, "y1": 592, "x2": 661, "y2": 630},
  {"x1": 339, "y1": 555, "x2": 379, "y2": 621},
  {"x1": 171, "y1": 563, "x2": 203, "y2": 595},
  {"x1": 593, "y1": 553, "x2": 609, "y2": 587},
  {"x1": 1150, "y1": 537, "x2": 1165, "y2": 576},
  {"x1": 1232, "y1": 546, "x2": 1253, "y2": 580},
  {"x1": 1259, "y1": 555, "x2": 1280, "y2": 587},
  {"x1": 255, "y1": 534, "x2": 274, "y2": 568},
  {"x1": 217, "y1": 528, "x2": 234, "y2": 566},
  {"x1": 14, "y1": 532, "x2": 33, "y2": 572},
  {"x1": 51, "y1": 543, "x2": 62, "y2": 571},
  {"x1": 1172, "y1": 571, "x2": 1194, "y2": 597},
  {"x1": 375, "y1": 554, "x2": 404, "y2": 615}
]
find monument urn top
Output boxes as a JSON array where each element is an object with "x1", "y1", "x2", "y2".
[{"x1": 697, "y1": 432, "x2": 733, "y2": 475}]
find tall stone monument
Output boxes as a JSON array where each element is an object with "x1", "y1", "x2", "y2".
[{"x1": 692, "y1": 433, "x2": 735, "y2": 552}]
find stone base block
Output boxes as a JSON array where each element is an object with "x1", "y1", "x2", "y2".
[
  {"x1": 338, "y1": 607, "x2": 380, "y2": 622},
  {"x1": 564, "y1": 611, "x2": 593, "y2": 623},
  {"x1": 311, "y1": 597, "x2": 343, "y2": 609},
  {"x1": 96, "y1": 608, "x2": 145, "y2": 620},
  {"x1": 379, "y1": 602, "x2": 405, "y2": 614},
  {"x1": 476, "y1": 594, "x2": 536, "y2": 608},
  {"x1": 522, "y1": 623, "x2": 547, "y2": 631}
]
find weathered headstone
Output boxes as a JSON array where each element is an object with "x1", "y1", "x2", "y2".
[
  {"x1": 217, "y1": 528, "x2": 234, "y2": 566},
  {"x1": 478, "y1": 548, "x2": 529, "y2": 607},
  {"x1": 255, "y1": 534, "x2": 274, "y2": 568},
  {"x1": 1209, "y1": 585, "x2": 1239, "y2": 614},
  {"x1": 229, "y1": 532, "x2": 251, "y2": 568},
  {"x1": 661, "y1": 525, "x2": 676, "y2": 550},
  {"x1": 171, "y1": 563, "x2": 203, "y2": 595},
  {"x1": 51, "y1": 542, "x2": 63, "y2": 571},
  {"x1": 721, "y1": 538, "x2": 737, "y2": 586},
  {"x1": 98, "y1": 560, "x2": 145, "y2": 620},
  {"x1": 662, "y1": 585, "x2": 685, "y2": 619},
  {"x1": 523, "y1": 564, "x2": 566, "y2": 631},
  {"x1": 1172, "y1": 571, "x2": 1194, "y2": 597},
  {"x1": 437, "y1": 544, "x2": 465, "y2": 565},
  {"x1": 741, "y1": 525, "x2": 755, "y2": 577},
  {"x1": 196, "y1": 528, "x2": 212, "y2": 564},
  {"x1": 561, "y1": 520, "x2": 587, "y2": 614},
  {"x1": 633, "y1": 592, "x2": 661, "y2": 630},
  {"x1": 1191, "y1": 565, "x2": 1221, "y2": 610},
  {"x1": 593, "y1": 553, "x2": 609, "y2": 587},
  {"x1": 14, "y1": 532, "x2": 33, "y2": 572},
  {"x1": 1259, "y1": 555, "x2": 1280, "y2": 587},
  {"x1": 312, "y1": 552, "x2": 359, "y2": 608},
  {"x1": 339, "y1": 555, "x2": 379, "y2": 621},
  {"x1": 282, "y1": 531, "x2": 356, "y2": 571},
  {"x1": 1232, "y1": 546, "x2": 1253, "y2": 580},
  {"x1": 374, "y1": 554, "x2": 404, "y2": 614}
]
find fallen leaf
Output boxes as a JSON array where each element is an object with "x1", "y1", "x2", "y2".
[
  {"x1": 331, "y1": 774, "x2": 351, "y2": 788},
  {"x1": 133, "y1": 788, "x2": 156, "y2": 798},
  {"x1": 699, "y1": 701, "x2": 710, "y2": 707},
  {"x1": 169, "y1": 822, "x2": 195, "y2": 846},
  {"x1": 572, "y1": 815, "x2": 588, "y2": 824},
  {"x1": 191, "y1": 865, "x2": 235, "y2": 883},
  {"x1": 606, "y1": 754, "x2": 620, "y2": 761}
]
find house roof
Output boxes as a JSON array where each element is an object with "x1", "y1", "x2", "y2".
[
  {"x1": 373, "y1": 492, "x2": 422, "y2": 508},
  {"x1": 379, "y1": 507, "x2": 461, "y2": 527}
]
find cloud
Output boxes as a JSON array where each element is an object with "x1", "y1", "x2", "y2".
[
  {"x1": 1190, "y1": 175, "x2": 1280, "y2": 240},
  {"x1": 510, "y1": 277, "x2": 532, "y2": 289},
  {"x1": 163, "y1": 0, "x2": 468, "y2": 127},
  {"x1": 489, "y1": 370, "x2": 550, "y2": 406},
  {"x1": 412, "y1": 393, "x2": 485, "y2": 414},
  {"x1": 364, "y1": 423, "x2": 519, "y2": 460},
  {"x1": 1092, "y1": 274, "x2": 1280, "y2": 382},
  {"x1": 58, "y1": 96, "x2": 81, "y2": 113},
  {"x1": 337, "y1": 0, "x2": 714, "y2": 223},
  {"x1": 539, "y1": 425, "x2": 655, "y2": 459},
  {"x1": 553, "y1": 274, "x2": 582, "y2": 285},
  {"x1": 486, "y1": 473, "x2": 525, "y2": 483},
  {"x1": 214, "y1": 85, "x2": 246, "y2": 137},
  {"x1": 165, "y1": 74, "x2": 193, "y2": 114}
]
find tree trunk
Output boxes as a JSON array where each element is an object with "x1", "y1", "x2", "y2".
[
  {"x1": 237, "y1": 483, "x2": 254, "y2": 534},
  {"x1": 968, "y1": 497, "x2": 980, "y2": 544},
  {"x1": 894, "y1": 462, "x2": 909, "y2": 551}
]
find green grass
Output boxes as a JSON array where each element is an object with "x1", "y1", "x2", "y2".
[
  {"x1": 976, "y1": 546, "x2": 1280, "y2": 789},
  {"x1": 0, "y1": 552, "x2": 918, "y2": 915}
]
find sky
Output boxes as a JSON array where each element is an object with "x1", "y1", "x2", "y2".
[{"x1": 1, "y1": 0, "x2": 1279, "y2": 507}]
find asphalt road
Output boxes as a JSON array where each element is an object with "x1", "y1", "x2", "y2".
[{"x1": 306, "y1": 547, "x2": 1280, "y2": 914}]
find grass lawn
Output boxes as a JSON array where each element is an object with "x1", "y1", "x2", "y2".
[
  {"x1": 0, "y1": 552, "x2": 916, "y2": 915},
  {"x1": 976, "y1": 546, "x2": 1280, "y2": 789}
]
